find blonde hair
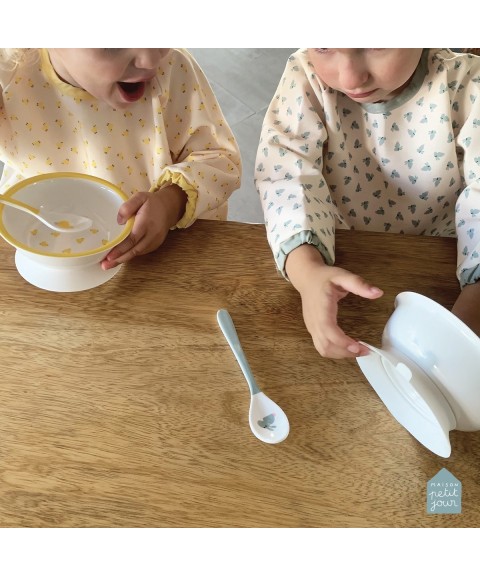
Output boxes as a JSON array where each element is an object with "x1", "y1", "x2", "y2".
[{"x1": 0, "y1": 48, "x2": 37, "y2": 70}]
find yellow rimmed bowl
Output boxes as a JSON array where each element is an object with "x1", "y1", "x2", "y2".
[{"x1": 0, "y1": 172, "x2": 133, "y2": 292}]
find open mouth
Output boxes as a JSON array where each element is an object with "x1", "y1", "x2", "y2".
[{"x1": 117, "y1": 81, "x2": 146, "y2": 102}]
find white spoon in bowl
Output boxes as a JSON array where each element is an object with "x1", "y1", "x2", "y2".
[
  {"x1": 0, "y1": 196, "x2": 93, "y2": 233},
  {"x1": 217, "y1": 309, "x2": 290, "y2": 444}
]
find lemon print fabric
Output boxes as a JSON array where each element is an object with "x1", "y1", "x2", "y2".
[{"x1": 0, "y1": 49, "x2": 241, "y2": 228}]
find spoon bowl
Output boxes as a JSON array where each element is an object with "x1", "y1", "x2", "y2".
[
  {"x1": 249, "y1": 391, "x2": 290, "y2": 444},
  {"x1": 217, "y1": 309, "x2": 290, "y2": 444},
  {"x1": 0, "y1": 195, "x2": 93, "y2": 233}
]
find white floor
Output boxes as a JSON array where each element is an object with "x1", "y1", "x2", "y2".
[{"x1": 188, "y1": 49, "x2": 296, "y2": 223}]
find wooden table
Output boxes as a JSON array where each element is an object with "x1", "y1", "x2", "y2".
[{"x1": 0, "y1": 219, "x2": 477, "y2": 528}]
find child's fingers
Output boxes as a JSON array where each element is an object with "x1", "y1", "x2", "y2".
[
  {"x1": 101, "y1": 226, "x2": 148, "y2": 269},
  {"x1": 102, "y1": 223, "x2": 166, "y2": 270},
  {"x1": 117, "y1": 192, "x2": 149, "y2": 224},
  {"x1": 312, "y1": 327, "x2": 367, "y2": 359},
  {"x1": 335, "y1": 271, "x2": 383, "y2": 300},
  {"x1": 313, "y1": 333, "x2": 370, "y2": 359},
  {"x1": 103, "y1": 206, "x2": 151, "y2": 265},
  {"x1": 106, "y1": 238, "x2": 144, "y2": 266}
]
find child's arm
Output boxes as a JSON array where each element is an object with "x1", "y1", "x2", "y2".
[
  {"x1": 151, "y1": 48, "x2": 241, "y2": 227},
  {"x1": 103, "y1": 49, "x2": 241, "y2": 269},
  {"x1": 452, "y1": 282, "x2": 480, "y2": 336},
  {"x1": 255, "y1": 50, "x2": 343, "y2": 281},
  {"x1": 453, "y1": 64, "x2": 480, "y2": 331},
  {"x1": 285, "y1": 244, "x2": 383, "y2": 358},
  {"x1": 255, "y1": 50, "x2": 381, "y2": 358}
]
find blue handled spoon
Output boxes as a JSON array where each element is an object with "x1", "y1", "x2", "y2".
[{"x1": 217, "y1": 309, "x2": 290, "y2": 444}]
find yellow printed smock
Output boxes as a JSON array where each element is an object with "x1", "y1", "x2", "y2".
[{"x1": 0, "y1": 49, "x2": 241, "y2": 227}]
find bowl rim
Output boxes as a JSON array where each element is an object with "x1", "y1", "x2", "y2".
[
  {"x1": 393, "y1": 291, "x2": 480, "y2": 347},
  {"x1": 0, "y1": 172, "x2": 134, "y2": 258}
]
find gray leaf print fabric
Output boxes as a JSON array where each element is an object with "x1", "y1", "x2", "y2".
[{"x1": 255, "y1": 48, "x2": 480, "y2": 287}]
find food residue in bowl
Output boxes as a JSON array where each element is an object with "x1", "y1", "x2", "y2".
[
  {"x1": 25, "y1": 219, "x2": 111, "y2": 255},
  {"x1": 54, "y1": 220, "x2": 74, "y2": 229}
]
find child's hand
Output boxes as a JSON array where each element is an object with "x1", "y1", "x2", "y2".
[
  {"x1": 297, "y1": 264, "x2": 383, "y2": 358},
  {"x1": 101, "y1": 185, "x2": 187, "y2": 271},
  {"x1": 285, "y1": 244, "x2": 383, "y2": 359},
  {"x1": 451, "y1": 281, "x2": 480, "y2": 337}
]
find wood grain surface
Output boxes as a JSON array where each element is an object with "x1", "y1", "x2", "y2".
[{"x1": 0, "y1": 219, "x2": 476, "y2": 528}]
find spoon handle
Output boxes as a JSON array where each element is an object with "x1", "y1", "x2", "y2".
[
  {"x1": 0, "y1": 196, "x2": 40, "y2": 217},
  {"x1": 217, "y1": 309, "x2": 261, "y2": 395}
]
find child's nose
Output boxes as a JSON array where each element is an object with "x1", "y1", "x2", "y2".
[
  {"x1": 339, "y1": 61, "x2": 369, "y2": 91},
  {"x1": 133, "y1": 49, "x2": 163, "y2": 70}
]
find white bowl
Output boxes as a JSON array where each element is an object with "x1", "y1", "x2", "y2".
[
  {"x1": 357, "y1": 291, "x2": 480, "y2": 457},
  {"x1": 0, "y1": 172, "x2": 133, "y2": 292}
]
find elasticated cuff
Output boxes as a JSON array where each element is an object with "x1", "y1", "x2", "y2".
[
  {"x1": 275, "y1": 230, "x2": 333, "y2": 279},
  {"x1": 459, "y1": 263, "x2": 480, "y2": 288},
  {"x1": 151, "y1": 170, "x2": 198, "y2": 228}
]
